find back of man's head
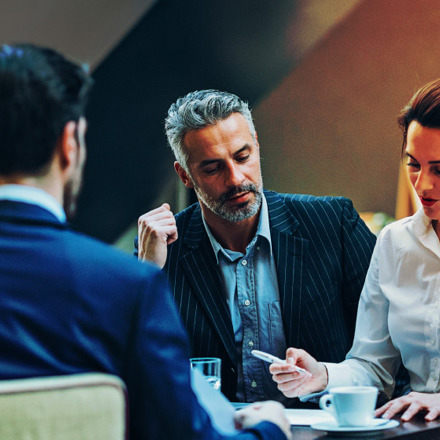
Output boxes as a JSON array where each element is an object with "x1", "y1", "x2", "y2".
[{"x1": 0, "y1": 44, "x2": 92, "y2": 176}]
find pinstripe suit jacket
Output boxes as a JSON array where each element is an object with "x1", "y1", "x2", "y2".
[{"x1": 136, "y1": 189, "x2": 376, "y2": 404}]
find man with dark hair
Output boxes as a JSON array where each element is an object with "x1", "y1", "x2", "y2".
[
  {"x1": 136, "y1": 89, "x2": 377, "y2": 407},
  {"x1": 0, "y1": 45, "x2": 291, "y2": 440}
]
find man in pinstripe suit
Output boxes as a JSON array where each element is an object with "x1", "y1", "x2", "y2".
[{"x1": 136, "y1": 89, "x2": 376, "y2": 407}]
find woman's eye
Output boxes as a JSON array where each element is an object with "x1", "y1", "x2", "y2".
[{"x1": 406, "y1": 162, "x2": 419, "y2": 170}]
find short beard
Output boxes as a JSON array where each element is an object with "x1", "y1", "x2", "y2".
[{"x1": 194, "y1": 181, "x2": 263, "y2": 223}]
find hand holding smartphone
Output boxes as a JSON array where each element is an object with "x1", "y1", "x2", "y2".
[{"x1": 251, "y1": 349, "x2": 310, "y2": 375}]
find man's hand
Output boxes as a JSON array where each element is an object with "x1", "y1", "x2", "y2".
[
  {"x1": 137, "y1": 203, "x2": 178, "y2": 269},
  {"x1": 375, "y1": 392, "x2": 440, "y2": 422},
  {"x1": 269, "y1": 347, "x2": 328, "y2": 398},
  {"x1": 234, "y1": 401, "x2": 292, "y2": 439}
]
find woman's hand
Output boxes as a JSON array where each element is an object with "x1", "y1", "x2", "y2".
[
  {"x1": 269, "y1": 347, "x2": 328, "y2": 398},
  {"x1": 375, "y1": 392, "x2": 440, "y2": 422}
]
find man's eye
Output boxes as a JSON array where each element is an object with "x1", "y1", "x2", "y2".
[
  {"x1": 236, "y1": 155, "x2": 249, "y2": 163},
  {"x1": 205, "y1": 167, "x2": 218, "y2": 175}
]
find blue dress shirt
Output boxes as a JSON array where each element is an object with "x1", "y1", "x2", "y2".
[{"x1": 202, "y1": 195, "x2": 288, "y2": 403}]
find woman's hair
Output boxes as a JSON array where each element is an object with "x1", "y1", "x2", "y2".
[{"x1": 398, "y1": 79, "x2": 440, "y2": 155}]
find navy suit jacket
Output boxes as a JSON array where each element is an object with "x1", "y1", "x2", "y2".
[
  {"x1": 135, "y1": 190, "x2": 376, "y2": 404},
  {"x1": 0, "y1": 200, "x2": 285, "y2": 440}
]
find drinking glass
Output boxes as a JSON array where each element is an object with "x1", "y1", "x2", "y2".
[{"x1": 190, "y1": 357, "x2": 221, "y2": 392}]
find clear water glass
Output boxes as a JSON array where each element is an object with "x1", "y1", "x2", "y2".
[{"x1": 190, "y1": 357, "x2": 221, "y2": 392}]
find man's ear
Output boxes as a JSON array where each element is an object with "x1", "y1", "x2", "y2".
[
  {"x1": 174, "y1": 162, "x2": 194, "y2": 189},
  {"x1": 57, "y1": 121, "x2": 78, "y2": 171}
]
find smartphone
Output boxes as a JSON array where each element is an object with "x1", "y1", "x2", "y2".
[{"x1": 251, "y1": 349, "x2": 309, "y2": 374}]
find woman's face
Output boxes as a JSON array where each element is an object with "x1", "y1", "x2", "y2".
[{"x1": 406, "y1": 120, "x2": 440, "y2": 222}]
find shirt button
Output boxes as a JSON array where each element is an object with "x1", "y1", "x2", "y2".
[
  {"x1": 248, "y1": 340, "x2": 254, "y2": 347},
  {"x1": 244, "y1": 299, "x2": 251, "y2": 306},
  {"x1": 241, "y1": 259, "x2": 248, "y2": 266},
  {"x1": 251, "y1": 381, "x2": 257, "y2": 388}
]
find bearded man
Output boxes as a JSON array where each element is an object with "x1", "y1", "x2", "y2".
[{"x1": 136, "y1": 89, "x2": 376, "y2": 407}]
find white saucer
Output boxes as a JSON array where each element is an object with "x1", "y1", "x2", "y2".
[{"x1": 311, "y1": 418, "x2": 399, "y2": 434}]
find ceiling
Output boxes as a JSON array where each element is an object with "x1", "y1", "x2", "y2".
[{"x1": 1, "y1": 0, "x2": 362, "y2": 243}]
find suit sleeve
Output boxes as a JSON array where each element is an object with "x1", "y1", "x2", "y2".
[
  {"x1": 123, "y1": 266, "x2": 287, "y2": 440},
  {"x1": 340, "y1": 199, "x2": 376, "y2": 338}
]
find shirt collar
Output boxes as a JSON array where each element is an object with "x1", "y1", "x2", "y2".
[
  {"x1": 0, "y1": 184, "x2": 66, "y2": 223},
  {"x1": 413, "y1": 208, "x2": 434, "y2": 236},
  {"x1": 202, "y1": 193, "x2": 272, "y2": 263},
  {"x1": 412, "y1": 208, "x2": 440, "y2": 255}
]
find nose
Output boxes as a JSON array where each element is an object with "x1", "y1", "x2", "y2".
[
  {"x1": 414, "y1": 170, "x2": 435, "y2": 194},
  {"x1": 224, "y1": 162, "x2": 245, "y2": 187}
]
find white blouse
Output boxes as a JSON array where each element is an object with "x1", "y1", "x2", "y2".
[{"x1": 326, "y1": 209, "x2": 440, "y2": 398}]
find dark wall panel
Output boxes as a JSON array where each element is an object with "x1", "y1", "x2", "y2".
[{"x1": 73, "y1": 0, "x2": 299, "y2": 242}]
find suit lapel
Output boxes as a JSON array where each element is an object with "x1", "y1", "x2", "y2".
[
  {"x1": 178, "y1": 192, "x2": 310, "y2": 363},
  {"x1": 180, "y1": 206, "x2": 237, "y2": 364},
  {"x1": 265, "y1": 191, "x2": 309, "y2": 348}
]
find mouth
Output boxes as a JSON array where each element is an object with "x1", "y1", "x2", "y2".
[
  {"x1": 226, "y1": 191, "x2": 250, "y2": 203},
  {"x1": 420, "y1": 196, "x2": 438, "y2": 207}
]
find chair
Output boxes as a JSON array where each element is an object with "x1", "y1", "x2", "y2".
[{"x1": 0, "y1": 373, "x2": 127, "y2": 440}]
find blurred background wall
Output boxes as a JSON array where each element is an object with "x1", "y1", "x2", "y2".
[{"x1": 2, "y1": 0, "x2": 438, "y2": 251}]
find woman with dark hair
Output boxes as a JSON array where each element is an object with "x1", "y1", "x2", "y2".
[{"x1": 269, "y1": 78, "x2": 440, "y2": 422}]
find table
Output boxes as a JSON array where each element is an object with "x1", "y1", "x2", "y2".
[{"x1": 290, "y1": 415, "x2": 440, "y2": 439}]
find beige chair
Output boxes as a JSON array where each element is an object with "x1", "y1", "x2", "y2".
[{"x1": 0, "y1": 373, "x2": 127, "y2": 440}]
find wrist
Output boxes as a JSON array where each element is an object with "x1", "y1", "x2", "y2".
[{"x1": 319, "y1": 363, "x2": 329, "y2": 392}]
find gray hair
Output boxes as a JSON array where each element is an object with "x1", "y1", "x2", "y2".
[{"x1": 165, "y1": 89, "x2": 256, "y2": 171}]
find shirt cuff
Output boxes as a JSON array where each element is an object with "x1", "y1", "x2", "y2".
[{"x1": 324, "y1": 362, "x2": 355, "y2": 389}]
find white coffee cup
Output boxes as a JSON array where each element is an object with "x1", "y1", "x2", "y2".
[{"x1": 319, "y1": 386, "x2": 378, "y2": 427}]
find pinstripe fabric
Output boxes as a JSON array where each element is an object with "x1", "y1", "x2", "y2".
[{"x1": 155, "y1": 190, "x2": 376, "y2": 404}]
